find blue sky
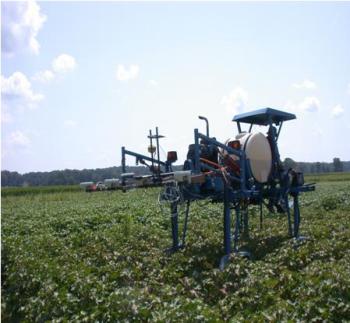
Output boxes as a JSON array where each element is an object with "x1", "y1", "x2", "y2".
[{"x1": 2, "y1": 1, "x2": 350, "y2": 173}]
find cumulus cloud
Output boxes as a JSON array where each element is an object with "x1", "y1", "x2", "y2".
[
  {"x1": 284, "y1": 100, "x2": 297, "y2": 112},
  {"x1": 221, "y1": 87, "x2": 248, "y2": 114},
  {"x1": 1, "y1": 1, "x2": 46, "y2": 56},
  {"x1": 149, "y1": 79, "x2": 158, "y2": 87},
  {"x1": 312, "y1": 126, "x2": 324, "y2": 137},
  {"x1": 8, "y1": 130, "x2": 31, "y2": 147},
  {"x1": 299, "y1": 97, "x2": 320, "y2": 112},
  {"x1": 32, "y1": 54, "x2": 77, "y2": 84},
  {"x1": 32, "y1": 69, "x2": 55, "y2": 83},
  {"x1": 116, "y1": 64, "x2": 139, "y2": 81},
  {"x1": 52, "y1": 54, "x2": 77, "y2": 73},
  {"x1": 292, "y1": 79, "x2": 317, "y2": 90},
  {"x1": 331, "y1": 104, "x2": 344, "y2": 118},
  {"x1": 63, "y1": 119, "x2": 77, "y2": 128},
  {"x1": 1, "y1": 109, "x2": 13, "y2": 124},
  {"x1": 1, "y1": 72, "x2": 44, "y2": 108}
]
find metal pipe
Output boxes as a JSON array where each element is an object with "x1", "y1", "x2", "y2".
[
  {"x1": 123, "y1": 149, "x2": 167, "y2": 166},
  {"x1": 223, "y1": 184, "x2": 231, "y2": 255},
  {"x1": 181, "y1": 200, "x2": 191, "y2": 246},
  {"x1": 149, "y1": 130, "x2": 154, "y2": 171},
  {"x1": 121, "y1": 146, "x2": 126, "y2": 191},
  {"x1": 233, "y1": 205, "x2": 240, "y2": 252},
  {"x1": 285, "y1": 195, "x2": 292, "y2": 237},
  {"x1": 237, "y1": 122, "x2": 242, "y2": 133},
  {"x1": 240, "y1": 150, "x2": 246, "y2": 191},
  {"x1": 199, "y1": 162, "x2": 241, "y2": 182},
  {"x1": 194, "y1": 129, "x2": 200, "y2": 174},
  {"x1": 197, "y1": 132, "x2": 242, "y2": 157},
  {"x1": 198, "y1": 116, "x2": 209, "y2": 137},
  {"x1": 156, "y1": 127, "x2": 161, "y2": 178},
  {"x1": 121, "y1": 146, "x2": 126, "y2": 174},
  {"x1": 293, "y1": 195, "x2": 300, "y2": 238},
  {"x1": 243, "y1": 208, "x2": 249, "y2": 238},
  {"x1": 171, "y1": 202, "x2": 179, "y2": 249},
  {"x1": 249, "y1": 123, "x2": 253, "y2": 132},
  {"x1": 276, "y1": 122, "x2": 283, "y2": 141}
]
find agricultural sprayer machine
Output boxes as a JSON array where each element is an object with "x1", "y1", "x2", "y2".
[{"x1": 119, "y1": 108, "x2": 315, "y2": 268}]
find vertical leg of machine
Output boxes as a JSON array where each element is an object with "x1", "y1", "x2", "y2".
[
  {"x1": 233, "y1": 205, "x2": 240, "y2": 253},
  {"x1": 243, "y1": 207, "x2": 249, "y2": 239},
  {"x1": 223, "y1": 186, "x2": 232, "y2": 256},
  {"x1": 155, "y1": 127, "x2": 161, "y2": 179},
  {"x1": 293, "y1": 194, "x2": 300, "y2": 238},
  {"x1": 220, "y1": 186, "x2": 232, "y2": 270},
  {"x1": 149, "y1": 130, "x2": 154, "y2": 172},
  {"x1": 170, "y1": 202, "x2": 179, "y2": 251},
  {"x1": 240, "y1": 212, "x2": 243, "y2": 233},
  {"x1": 121, "y1": 147, "x2": 126, "y2": 191},
  {"x1": 181, "y1": 200, "x2": 191, "y2": 247},
  {"x1": 121, "y1": 147, "x2": 126, "y2": 174},
  {"x1": 285, "y1": 195, "x2": 292, "y2": 237},
  {"x1": 194, "y1": 129, "x2": 200, "y2": 174}
]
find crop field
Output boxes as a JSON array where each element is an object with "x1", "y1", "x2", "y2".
[{"x1": 1, "y1": 174, "x2": 350, "y2": 322}]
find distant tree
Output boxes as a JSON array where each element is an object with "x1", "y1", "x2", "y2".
[
  {"x1": 1, "y1": 171, "x2": 23, "y2": 186},
  {"x1": 316, "y1": 162, "x2": 321, "y2": 173},
  {"x1": 3, "y1": 157, "x2": 347, "y2": 187},
  {"x1": 333, "y1": 157, "x2": 343, "y2": 172},
  {"x1": 310, "y1": 164, "x2": 316, "y2": 174},
  {"x1": 321, "y1": 163, "x2": 330, "y2": 173}
]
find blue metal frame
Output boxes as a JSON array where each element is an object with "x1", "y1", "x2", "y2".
[
  {"x1": 166, "y1": 110, "x2": 314, "y2": 267},
  {"x1": 122, "y1": 147, "x2": 167, "y2": 168},
  {"x1": 120, "y1": 108, "x2": 315, "y2": 269},
  {"x1": 121, "y1": 127, "x2": 172, "y2": 186}
]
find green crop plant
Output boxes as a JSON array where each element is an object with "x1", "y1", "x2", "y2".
[{"x1": 1, "y1": 177, "x2": 350, "y2": 322}]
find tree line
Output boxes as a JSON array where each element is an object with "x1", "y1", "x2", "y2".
[
  {"x1": 284, "y1": 157, "x2": 347, "y2": 174},
  {"x1": 1, "y1": 158, "x2": 348, "y2": 187},
  {"x1": 1, "y1": 166, "x2": 149, "y2": 187}
]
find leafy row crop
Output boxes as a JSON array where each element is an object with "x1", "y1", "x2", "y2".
[
  {"x1": 1, "y1": 185, "x2": 80, "y2": 197},
  {"x1": 304, "y1": 171, "x2": 350, "y2": 183},
  {"x1": 1, "y1": 180, "x2": 350, "y2": 321}
]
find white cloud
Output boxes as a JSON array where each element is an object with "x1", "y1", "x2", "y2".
[
  {"x1": 331, "y1": 104, "x2": 344, "y2": 118},
  {"x1": 1, "y1": 1, "x2": 46, "y2": 55},
  {"x1": 1, "y1": 72, "x2": 44, "y2": 108},
  {"x1": 312, "y1": 126, "x2": 324, "y2": 137},
  {"x1": 8, "y1": 131, "x2": 31, "y2": 147},
  {"x1": 285, "y1": 97, "x2": 321, "y2": 114},
  {"x1": 284, "y1": 100, "x2": 297, "y2": 113},
  {"x1": 221, "y1": 87, "x2": 248, "y2": 114},
  {"x1": 32, "y1": 54, "x2": 76, "y2": 83},
  {"x1": 1, "y1": 109, "x2": 13, "y2": 124},
  {"x1": 299, "y1": 97, "x2": 320, "y2": 112},
  {"x1": 32, "y1": 70, "x2": 55, "y2": 83},
  {"x1": 292, "y1": 79, "x2": 317, "y2": 90},
  {"x1": 63, "y1": 120, "x2": 77, "y2": 128},
  {"x1": 116, "y1": 64, "x2": 139, "y2": 81},
  {"x1": 52, "y1": 54, "x2": 77, "y2": 73},
  {"x1": 149, "y1": 79, "x2": 158, "y2": 87}
]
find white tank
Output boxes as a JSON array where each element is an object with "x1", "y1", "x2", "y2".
[{"x1": 223, "y1": 132, "x2": 272, "y2": 183}]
